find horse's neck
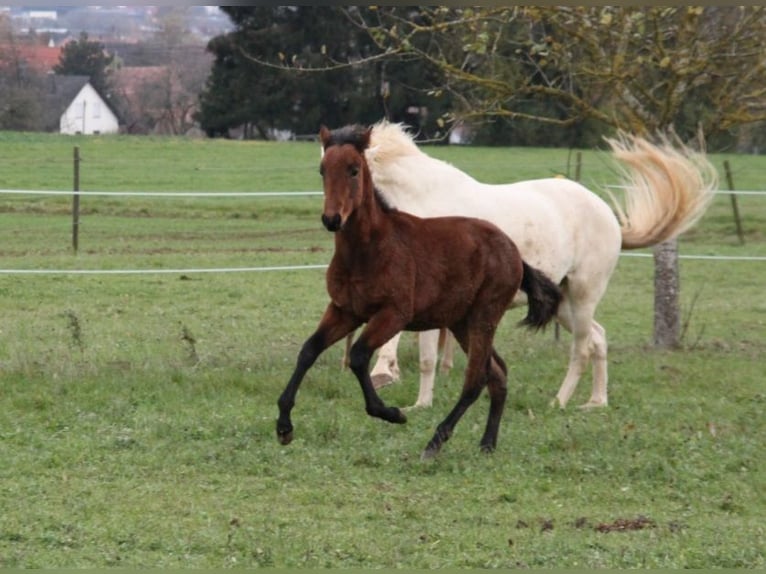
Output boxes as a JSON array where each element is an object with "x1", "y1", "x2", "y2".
[{"x1": 371, "y1": 155, "x2": 477, "y2": 213}]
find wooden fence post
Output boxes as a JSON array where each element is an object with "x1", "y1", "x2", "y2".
[
  {"x1": 723, "y1": 160, "x2": 745, "y2": 245},
  {"x1": 72, "y1": 146, "x2": 80, "y2": 253}
]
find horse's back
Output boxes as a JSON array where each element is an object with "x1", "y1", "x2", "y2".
[
  {"x1": 395, "y1": 212, "x2": 522, "y2": 330},
  {"x1": 374, "y1": 155, "x2": 621, "y2": 283}
]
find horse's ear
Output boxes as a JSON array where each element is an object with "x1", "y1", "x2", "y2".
[
  {"x1": 361, "y1": 126, "x2": 373, "y2": 150},
  {"x1": 319, "y1": 125, "x2": 331, "y2": 148}
]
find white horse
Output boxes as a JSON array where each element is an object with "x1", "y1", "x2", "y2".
[{"x1": 355, "y1": 122, "x2": 717, "y2": 409}]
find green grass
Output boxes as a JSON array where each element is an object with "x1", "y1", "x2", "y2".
[{"x1": 0, "y1": 132, "x2": 764, "y2": 568}]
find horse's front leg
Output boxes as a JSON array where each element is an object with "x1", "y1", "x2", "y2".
[
  {"x1": 349, "y1": 313, "x2": 410, "y2": 425},
  {"x1": 276, "y1": 303, "x2": 361, "y2": 445}
]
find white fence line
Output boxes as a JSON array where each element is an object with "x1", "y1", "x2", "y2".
[
  {"x1": 605, "y1": 185, "x2": 766, "y2": 196},
  {"x1": 0, "y1": 254, "x2": 764, "y2": 276},
  {"x1": 0, "y1": 189, "x2": 322, "y2": 197},
  {"x1": 2, "y1": 188, "x2": 766, "y2": 197},
  {"x1": 0, "y1": 264, "x2": 329, "y2": 276},
  {"x1": 0, "y1": 185, "x2": 763, "y2": 275},
  {"x1": 620, "y1": 253, "x2": 766, "y2": 262}
]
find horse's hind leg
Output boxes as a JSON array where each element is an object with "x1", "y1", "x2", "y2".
[
  {"x1": 439, "y1": 329, "x2": 455, "y2": 373},
  {"x1": 411, "y1": 329, "x2": 441, "y2": 408},
  {"x1": 479, "y1": 349, "x2": 508, "y2": 453},
  {"x1": 583, "y1": 320, "x2": 608, "y2": 408},
  {"x1": 341, "y1": 331, "x2": 354, "y2": 369},
  {"x1": 370, "y1": 332, "x2": 402, "y2": 389},
  {"x1": 422, "y1": 324, "x2": 496, "y2": 459},
  {"x1": 553, "y1": 290, "x2": 608, "y2": 409}
]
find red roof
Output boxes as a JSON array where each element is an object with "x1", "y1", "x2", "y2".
[{"x1": 0, "y1": 43, "x2": 63, "y2": 73}]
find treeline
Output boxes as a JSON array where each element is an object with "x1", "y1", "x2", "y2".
[
  {"x1": 3, "y1": 7, "x2": 765, "y2": 149},
  {"x1": 196, "y1": 7, "x2": 452, "y2": 143},
  {"x1": 196, "y1": 7, "x2": 598, "y2": 146},
  {"x1": 197, "y1": 7, "x2": 766, "y2": 150}
]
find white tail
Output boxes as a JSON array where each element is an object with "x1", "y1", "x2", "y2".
[{"x1": 606, "y1": 133, "x2": 718, "y2": 250}]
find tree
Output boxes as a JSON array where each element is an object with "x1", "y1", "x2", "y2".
[
  {"x1": 351, "y1": 7, "x2": 766, "y2": 142},
  {"x1": 197, "y1": 7, "x2": 369, "y2": 138},
  {"x1": 246, "y1": 6, "x2": 760, "y2": 345},
  {"x1": 346, "y1": 6, "x2": 765, "y2": 347},
  {"x1": 0, "y1": 15, "x2": 46, "y2": 131},
  {"x1": 54, "y1": 31, "x2": 114, "y2": 95},
  {"x1": 197, "y1": 7, "x2": 452, "y2": 139}
]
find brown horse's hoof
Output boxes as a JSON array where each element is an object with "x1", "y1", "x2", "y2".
[
  {"x1": 276, "y1": 424, "x2": 294, "y2": 445},
  {"x1": 379, "y1": 407, "x2": 407, "y2": 425},
  {"x1": 420, "y1": 445, "x2": 439, "y2": 461}
]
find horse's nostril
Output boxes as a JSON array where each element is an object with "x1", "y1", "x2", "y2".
[{"x1": 321, "y1": 213, "x2": 342, "y2": 232}]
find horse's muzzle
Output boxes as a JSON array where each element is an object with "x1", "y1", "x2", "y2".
[{"x1": 322, "y1": 213, "x2": 342, "y2": 232}]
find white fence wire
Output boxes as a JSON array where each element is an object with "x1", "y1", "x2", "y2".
[
  {"x1": 1, "y1": 187, "x2": 764, "y2": 275},
  {"x1": 2, "y1": 188, "x2": 766, "y2": 197}
]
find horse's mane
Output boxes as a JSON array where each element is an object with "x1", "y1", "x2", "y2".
[
  {"x1": 367, "y1": 121, "x2": 424, "y2": 165},
  {"x1": 365, "y1": 121, "x2": 478, "y2": 197},
  {"x1": 321, "y1": 121, "x2": 422, "y2": 160}
]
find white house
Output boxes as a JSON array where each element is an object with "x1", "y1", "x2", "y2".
[
  {"x1": 59, "y1": 81, "x2": 119, "y2": 135},
  {"x1": 46, "y1": 76, "x2": 120, "y2": 135}
]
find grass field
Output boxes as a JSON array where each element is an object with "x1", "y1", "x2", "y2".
[{"x1": 0, "y1": 131, "x2": 764, "y2": 568}]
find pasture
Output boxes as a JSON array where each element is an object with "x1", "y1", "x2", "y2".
[{"x1": 0, "y1": 131, "x2": 764, "y2": 568}]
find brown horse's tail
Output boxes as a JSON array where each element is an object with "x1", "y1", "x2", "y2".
[
  {"x1": 605, "y1": 132, "x2": 718, "y2": 250},
  {"x1": 519, "y1": 262, "x2": 562, "y2": 331}
]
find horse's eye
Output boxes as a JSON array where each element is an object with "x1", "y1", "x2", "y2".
[{"x1": 349, "y1": 165, "x2": 359, "y2": 177}]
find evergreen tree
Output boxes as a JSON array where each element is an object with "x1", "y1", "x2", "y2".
[
  {"x1": 197, "y1": 7, "x2": 451, "y2": 139},
  {"x1": 54, "y1": 32, "x2": 114, "y2": 95}
]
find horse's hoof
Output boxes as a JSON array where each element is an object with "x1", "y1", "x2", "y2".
[
  {"x1": 391, "y1": 408, "x2": 407, "y2": 424},
  {"x1": 276, "y1": 424, "x2": 294, "y2": 445},
  {"x1": 411, "y1": 400, "x2": 433, "y2": 409},
  {"x1": 549, "y1": 397, "x2": 566, "y2": 409},
  {"x1": 578, "y1": 400, "x2": 607, "y2": 410},
  {"x1": 402, "y1": 402, "x2": 430, "y2": 413},
  {"x1": 420, "y1": 446, "x2": 439, "y2": 461},
  {"x1": 479, "y1": 443, "x2": 495, "y2": 454},
  {"x1": 371, "y1": 373, "x2": 394, "y2": 389}
]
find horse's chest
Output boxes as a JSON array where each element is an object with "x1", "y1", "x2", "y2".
[{"x1": 327, "y1": 256, "x2": 407, "y2": 319}]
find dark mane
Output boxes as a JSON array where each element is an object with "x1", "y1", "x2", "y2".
[{"x1": 323, "y1": 124, "x2": 369, "y2": 151}]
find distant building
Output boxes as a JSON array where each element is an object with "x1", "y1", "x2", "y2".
[
  {"x1": 44, "y1": 75, "x2": 120, "y2": 135},
  {"x1": 27, "y1": 10, "x2": 58, "y2": 21},
  {"x1": 0, "y1": 42, "x2": 63, "y2": 73}
]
